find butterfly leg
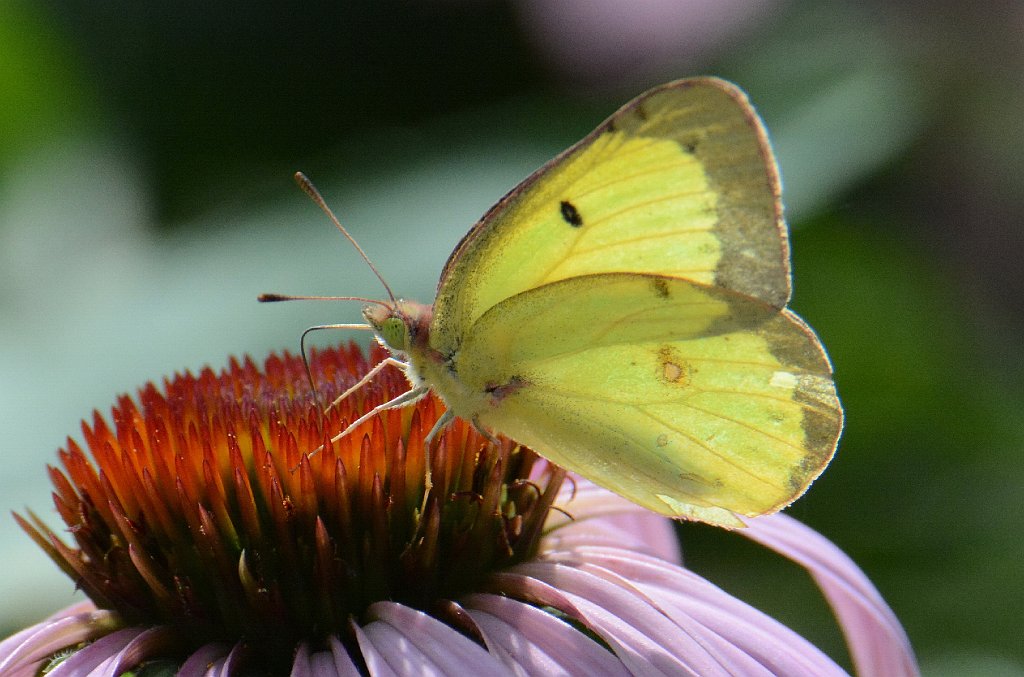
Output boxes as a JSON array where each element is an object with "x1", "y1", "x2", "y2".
[
  {"x1": 412, "y1": 410, "x2": 458, "y2": 517},
  {"x1": 419, "y1": 409, "x2": 457, "y2": 502},
  {"x1": 470, "y1": 416, "x2": 501, "y2": 446},
  {"x1": 294, "y1": 386, "x2": 429, "y2": 470},
  {"x1": 322, "y1": 356, "x2": 409, "y2": 415},
  {"x1": 324, "y1": 385, "x2": 430, "y2": 448},
  {"x1": 420, "y1": 409, "x2": 455, "y2": 446}
]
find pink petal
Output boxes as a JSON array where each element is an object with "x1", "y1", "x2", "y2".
[
  {"x1": 359, "y1": 617, "x2": 442, "y2": 675},
  {"x1": 365, "y1": 602, "x2": 507, "y2": 672},
  {"x1": 741, "y1": 514, "x2": 919, "y2": 677},
  {"x1": 103, "y1": 626, "x2": 176, "y2": 676},
  {"x1": 290, "y1": 643, "x2": 313, "y2": 677},
  {"x1": 461, "y1": 593, "x2": 630, "y2": 676},
  {"x1": 350, "y1": 620, "x2": 398, "y2": 677},
  {"x1": 500, "y1": 562, "x2": 720, "y2": 675},
  {"x1": 294, "y1": 638, "x2": 363, "y2": 677},
  {"x1": 545, "y1": 475, "x2": 682, "y2": 563},
  {"x1": 327, "y1": 636, "x2": 363, "y2": 677},
  {"x1": 217, "y1": 643, "x2": 248, "y2": 677},
  {"x1": 45, "y1": 628, "x2": 140, "y2": 677},
  {"x1": 0, "y1": 609, "x2": 120, "y2": 676},
  {"x1": 306, "y1": 648, "x2": 339, "y2": 676},
  {"x1": 554, "y1": 546, "x2": 846, "y2": 675},
  {"x1": 0, "y1": 605, "x2": 94, "y2": 676},
  {"x1": 176, "y1": 642, "x2": 231, "y2": 677}
]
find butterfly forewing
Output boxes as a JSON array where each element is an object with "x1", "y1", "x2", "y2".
[{"x1": 431, "y1": 78, "x2": 787, "y2": 358}]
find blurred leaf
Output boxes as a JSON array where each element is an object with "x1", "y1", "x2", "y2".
[
  {"x1": 720, "y1": 1, "x2": 926, "y2": 220},
  {"x1": 0, "y1": 1, "x2": 96, "y2": 168},
  {"x1": 790, "y1": 213, "x2": 1024, "y2": 665}
]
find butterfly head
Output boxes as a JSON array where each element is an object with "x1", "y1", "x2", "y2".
[{"x1": 363, "y1": 300, "x2": 432, "y2": 355}]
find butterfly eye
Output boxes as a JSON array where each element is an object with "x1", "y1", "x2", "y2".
[{"x1": 376, "y1": 316, "x2": 411, "y2": 353}]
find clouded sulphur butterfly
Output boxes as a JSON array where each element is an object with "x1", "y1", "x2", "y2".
[{"x1": 275, "y1": 77, "x2": 843, "y2": 528}]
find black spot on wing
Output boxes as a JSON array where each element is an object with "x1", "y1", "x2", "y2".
[{"x1": 559, "y1": 200, "x2": 583, "y2": 227}]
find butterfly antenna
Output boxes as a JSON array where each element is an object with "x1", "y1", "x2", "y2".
[
  {"x1": 258, "y1": 293, "x2": 391, "y2": 308},
  {"x1": 294, "y1": 172, "x2": 398, "y2": 306}
]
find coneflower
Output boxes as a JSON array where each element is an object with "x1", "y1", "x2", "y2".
[{"x1": 1, "y1": 344, "x2": 917, "y2": 675}]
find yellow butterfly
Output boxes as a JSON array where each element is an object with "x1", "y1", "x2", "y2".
[{"x1": 274, "y1": 77, "x2": 843, "y2": 528}]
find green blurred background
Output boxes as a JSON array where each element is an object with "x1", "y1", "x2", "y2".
[{"x1": 1, "y1": 1, "x2": 1021, "y2": 674}]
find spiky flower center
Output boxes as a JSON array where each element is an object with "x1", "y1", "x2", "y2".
[{"x1": 19, "y1": 344, "x2": 563, "y2": 668}]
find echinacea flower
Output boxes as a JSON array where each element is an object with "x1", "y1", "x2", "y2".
[{"x1": 1, "y1": 344, "x2": 918, "y2": 676}]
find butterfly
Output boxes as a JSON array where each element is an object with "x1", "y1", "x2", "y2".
[{"x1": 270, "y1": 77, "x2": 843, "y2": 528}]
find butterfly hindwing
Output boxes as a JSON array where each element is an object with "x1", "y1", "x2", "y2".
[{"x1": 455, "y1": 274, "x2": 841, "y2": 525}]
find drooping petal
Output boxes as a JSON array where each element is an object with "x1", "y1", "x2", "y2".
[
  {"x1": 0, "y1": 607, "x2": 120, "y2": 677},
  {"x1": 217, "y1": 642, "x2": 249, "y2": 676},
  {"x1": 290, "y1": 643, "x2": 313, "y2": 677},
  {"x1": 462, "y1": 593, "x2": 630, "y2": 676},
  {"x1": 306, "y1": 647, "x2": 342, "y2": 677},
  {"x1": 741, "y1": 514, "x2": 919, "y2": 677},
  {"x1": 278, "y1": 638, "x2": 360, "y2": 677},
  {"x1": 350, "y1": 620, "x2": 398, "y2": 677},
  {"x1": 355, "y1": 617, "x2": 432, "y2": 676},
  {"x1": 105, "y1": 626, "x2": 177, "y2": 675},
  {"x1": 363, "y1": 602, "x2": 508, "y2": 673},
  {"x1": 497, "y1": 562, "x2": 723, "y2": 675},
  {"x1": 45, "y1": 628, "x2": 144, "y2": 676},
  {"x1": 326, "y1": 636, "x2": 363, "y2": 677},
  {"x1": 176, "y1": 642, "x2": 231, "y2": 676},
  {"x1": 554, "y1": 546, "x2": 848, "y2": 675},
  {"x1": 513, "y1": 476, "x2": 857, "y2": 675},
  {"x1": 284, "y1": 635, "x2": 364, "y2": 675}
]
